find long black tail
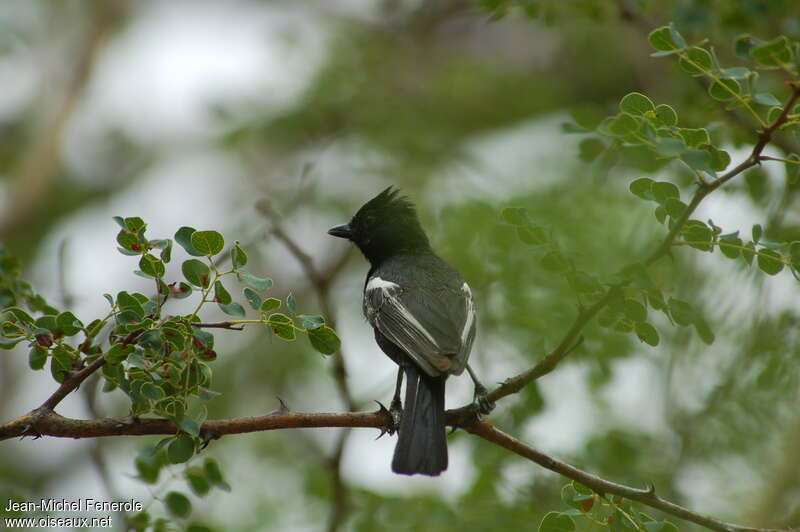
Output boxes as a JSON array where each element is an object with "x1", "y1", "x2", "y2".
[{"x1": 392, "y1": 364, "x2": 448, "y2": 476}]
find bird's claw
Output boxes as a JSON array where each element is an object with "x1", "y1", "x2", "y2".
[
  {"x1": 374, "y1": 400, "x2": 401, "y2": 439},
  {"x1": 389, "y1": 396, "x2": 403, "y2": 432},
  {"x1": 472, "y1": 384, "x2": 495, "y2": 416}
]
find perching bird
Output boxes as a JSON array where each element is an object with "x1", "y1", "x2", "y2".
[{"x1": 328, "y1": 187, "x2": 492, "y2": 476}]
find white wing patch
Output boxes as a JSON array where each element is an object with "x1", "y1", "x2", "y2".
[
  {"x1": 366, "y1": 277, "x2": 400, "y2": 291},
  {"x1": 461, "y1": 282, "x2": 475, "y2": 345},
  {"x1": 366, "y1": 276, "x2": 440, "y2": 349}
]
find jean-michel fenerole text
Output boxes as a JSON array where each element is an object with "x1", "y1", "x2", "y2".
[{"x1": 5, "y1": 498, "x2": 143, "y2": 513}]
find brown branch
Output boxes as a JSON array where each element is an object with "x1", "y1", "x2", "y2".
[
  {"x1": 190, "y1": 321, "x2": 244, "y2": 330},
  {"x1": 1, "y1": 408, "x2": 792, "y2": 531},
  {"x1": 465, "y1": 421, "x2": 796, "y2": 532}
]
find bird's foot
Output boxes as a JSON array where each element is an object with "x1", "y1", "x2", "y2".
[
  {"x1": 389, "y1": 396, "x2": 403, "y2": 433},
  {"x1": 375, "y1": 400, "x2": 401, "y2": 439},
  {"x1": 472, "y1": 383, "x2": 495, "y2": 416}
]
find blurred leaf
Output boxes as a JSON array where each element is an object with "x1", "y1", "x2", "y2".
[
  {"x1": 757, "y1": 248, "x2": 783, "y2": 275},
  {"x1": 164, "y1": 491, "x2": 192, "y2": 518},
  {"x1": 538, "y1": 511, "x2": 575, "y2": 532}
]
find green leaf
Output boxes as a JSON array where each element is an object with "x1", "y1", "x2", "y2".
[
  {"x1": 160, "y1": 326, "x2": 186, "y2": 352},
  {"x1": 694, "y1": 317, "x2": 715, "y2": 344},
  {"x1": 683, "y1": 221, "x2": 714, "y2": 251},
  {"x1": 106, "y1": 343, "x2": 134, "y2": 364},
  {"x1": 708, "y1": 79, "x2": 741, "y2": 101},
  {"x1": 182, "y1": 259, "x2": 211, "y2": 288},
  {"x1": 578, "y1": 138, "x2": 605, "y2": 163},
  {"x1": 619, "y1": 263, "x2": 655, "y2": 289},
  {"x1": 635, "y1": 322, "x2": 659, "y2": 346},
  {"x1": 721, "y1": 66, "x2": 751, "y2": 79},
  {"x1": 28, "y1": 345, "x2": 47, "y2": 369},
  {"x1": 541, "y1": 250, "x2": 570, "y2": 272},
  {"x1": 260, "y1": 297, "x2": 281, "y2": 313},
  {"x1": 297, "y1": 315, "x2": 325, "y2": 330},
  {"x1": 140, "y1": 382, "x2": 164, "y2": 400},
  {"x1": 653, "y1": 104, "x2": 678, "y2": 126},
  {"x1": 619, "y1": 92, "x2": 654, "y2": 116},
  {"x1": 517, "y1": 226, "x2": 547, "y2": 245},
  {"x1": 139, "y1": 254, "x2": 165, "y2": 278},
  {"x1": 767, "y1": 106, "x2": 783, "y2": 123},
  {"x1": 786, "y1": 154, "x2": 800, "y2": 184},
  {"x1": 733, "y1": 34, "x2": 758, "y2": 59},
  {"x1": 191, "y1": 230, "x2": 225, "y2": 257},
  {"x1": 164, "y1": 491, "x2": 192, "y2": 518},
  {"x1": 35, "y1": 315, "x2": 57, "y2": 334},
  {"x1": 124, "y1": 217, "x2": 146, "y2": 233},
  {"x1": 185, "y1": 467, "x2": 211, "y2": 496},
  {"x1": 501, "y1": 207, "x2": 528, "y2": 226},
  {"x1": 204, "y1": 458, "x2": 231, "y2": 491},
  {"x1": 308, "y1": 326, "x2": 340, "y2": 355},
  {"x1": 629, "y1": 178, "x2": 655, "y2": 201},
  {"x1": 654, "y1": 137, "x2": 686, "y2": 157},
  {"x1": 117, "y1": 291, "x2": 145, "y2": 318},
  {"x1": 664, "y1": 198, "x2": 687, "y2": 219},
  {"x1": 757, "y1": 248, "x2": 784, "y2": 275},
  {"x1": 219, "y1": 302, "x2": 246, "y2": 317},
  {"x1": 651, "y1": 181, "x2": 680, "y2": 203},
  {"x1": 753, "y1": 92, "x2": 782, "y2": 107},
  {"x1": 170, "y1": 282, "x2": 193, "y2": 299},
  {"x1": 678, "y1": 128, "x2": 710, "y2": 148},
  {"x1": 268, "y1": 313, "x2": 295, "y2": 340},
  {"x1": 175, "y1": 226, "x2": 204, "y2": 256},
  {"x1": 236, "y1": 269, "x2": 273, "y2": 291},
  {"x1": 752, "y1": 224, "x2": 763, "y2": 243},
  {"x1": 286, "y1": 293, "x2": 297, "y2": 316},
  {"x1": 167, "y1": 434, "x2": 195, "y2": 464},
  {"x1": 538, "y1": 511, "x2": 575, "y2": 532},
  {"x1": 668, "y1": 298, "x2": 696, "y2": 327},
  {"x1": 623, "y1": 299, "x2": 647, "y2": 322},
  {"x1": 232, "y1": 242, "x2": 248, "y2": 269},
  {"x1": 678, "y1": 46, "x2": 712, "y2": 74},
  {"x1": 50, "y1": 346, "x2": 73, "y2": 383},
  {"x1": 719, "y1": 233, "x2": 742, "y2": 259},
  {"x1": 708, "y1": 146, "x2": 731, "y2": 172},
  {"x1": 243, "y1": 287, "x2": 262, "y2": 310},
  {"x1": 648, "y1": 26, "x2": 684, "y2": 52},
  {"x1": 213, "y1": 280, "x2": 231, "y2": 305},
  {"x1": 608, "y1": 113, "x2": 641, "y2": 136},
  {"x1": 116, "y1": 231, "x2": 143, "y2": 254},
  {"x1": 789, "y1": 241, "x2": 800, "y2": 268},
  {"x1": 56, "y1": 311, "x2": 83, "y2": 336},
  {"x1": 681, "y1": 149, "x2": 715, "y2": 174},
  {"x1": 742, "y1": 242, "x2": 756, "y2": 265},
  {"x1": 750, "y1": 36, "x2": 794, "y2": 67}
]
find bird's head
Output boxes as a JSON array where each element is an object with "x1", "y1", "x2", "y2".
[{"x1": 328, "y1": 187, "x2": 430, "y2": 264}]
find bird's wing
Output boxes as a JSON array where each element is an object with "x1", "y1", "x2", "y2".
[{"x1": 364, "y1": 276, "x2": 475, "y2": 377}]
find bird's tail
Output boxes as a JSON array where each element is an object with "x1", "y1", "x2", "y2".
[{"x1": 392, "y1": 365, "x2": 448, "y2": 476}]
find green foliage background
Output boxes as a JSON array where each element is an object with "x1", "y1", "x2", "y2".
[{"x1": 1, "y1": 1, "x2": 799, "y2": 531}]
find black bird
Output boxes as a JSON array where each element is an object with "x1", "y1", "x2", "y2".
[{"x1": 328, "y1": 187, "x2": 492, "y2": 476}]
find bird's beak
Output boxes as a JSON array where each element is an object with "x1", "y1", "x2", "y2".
[{"x1": 327, "y1": 223, "x2": 352, "y2": 239}]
